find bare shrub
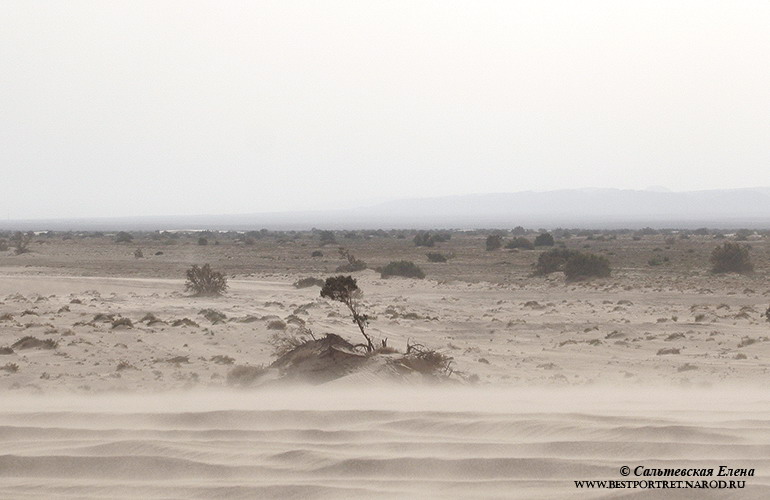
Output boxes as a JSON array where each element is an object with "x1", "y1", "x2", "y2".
[
  {"x1": 184, "y1": 264, "x2": 228, "y2": 296},
  {"x1": 269, "y1": 328, "x2": 315, "y2": 358},
  {"x1": 710, "y1": 242, "x2": 753, "y2": 274},
  {"x1": 335, "y1": 248, "x2": 367, "y2": 272},
  {"x1": 116, "y1": 361, "x2": 135, "y2": 371},
  {"x1": 401, "y1": 341, "x2": 453, "y2": 376}
]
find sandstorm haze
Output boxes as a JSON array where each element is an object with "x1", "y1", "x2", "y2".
[{"x1": 3, "y1": 0, "x2": 770, "y2": 220}]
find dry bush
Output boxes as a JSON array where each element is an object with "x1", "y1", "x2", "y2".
[
  {"x1": 401, "y1": 342, "x2": 453, "y2": 377},
  {"x1": 211, "y1": 354, "x2": 235, "y2": 365},
  {"x1": 1, "y1": 363, "x2": 19, "y2": 373},
  {"x1": 111, "y1": 317, "x2": 133, "y2": 329},
  {"x1": 12, "y1": 336, "x2": 57, "y2": 350},
  {"x1": 710, "y1": 242, "x2": 753, "y2": 274},
  {"x1": 335, "y1": 248, "x2": 367, "y2": 272},
  {"x1": 269, "y1": 329, "x2": 315, "y2": 358},
  {"x1": 116, "y1": 361, "x2": 135, "y2": 371},
  {"x1": 184, "y1": 264, "x2": 228, "y2": 296}
]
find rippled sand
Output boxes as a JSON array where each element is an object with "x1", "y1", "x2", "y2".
[{"x1": 2, "y1": 387, "x2": 769, "y2": 499}]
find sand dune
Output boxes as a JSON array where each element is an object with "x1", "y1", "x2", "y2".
[{"x1": 1, "y1": 388, "x2": 769, "y2": 499}]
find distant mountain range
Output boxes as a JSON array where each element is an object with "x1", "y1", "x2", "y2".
[{"x1": 5, "y1": 188, "x2": 770, "y2": 231}]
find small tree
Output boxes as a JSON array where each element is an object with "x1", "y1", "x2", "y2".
[
  {"x1": 534, "y1": 232, "x2": 555, "y2": 247},
  {"x1": 710, "y1": 242, "x2": 753, "y2": 274},
  {"x1": 115, "y1": 231, "x2": 133, "y2": 243},
  {"x1": 485, "y1": 235, "x2": 502, "y2": 251},
  {"x1": 184, "y1": 264, "x2": 228, "y2": 296},
  {"x1": 320, "y1": 275, "x2": 373, "y2": 352},
  {"x1": 10, "y1": 231, "x2": 33, "y2": 255}
]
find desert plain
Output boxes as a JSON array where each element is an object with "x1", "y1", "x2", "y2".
[{"x1": 1, "y1": 228, "x2": 770, "y2": 499}]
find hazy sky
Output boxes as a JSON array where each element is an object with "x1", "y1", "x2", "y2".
[{"x1": 2, "y1": 1, "x2": 769, "y2": 219}]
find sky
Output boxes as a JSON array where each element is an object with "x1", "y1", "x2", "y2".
[{"x1": 2, "y1": 0, "x2": 769, "y2": 220}]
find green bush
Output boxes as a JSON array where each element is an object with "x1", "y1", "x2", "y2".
[
  {"x1": 534, "y1": 248, "x2": 581, "y2": 275},
  {"x1": 534, "y1": 232, "x2": 555, "y2": 246},
  {"x1": 506, "y1": 237, "x2": 534, "y2": 250},
  {"x1": 115, "y1": 231, "x2": 133, "y2": 243},
  {"x1": 380, "y1": 260, "x2": 425, "y2": 279},
  {"x1": 426, "y1": 252, "x2": 448, "y2": 262},
  {"x1": 710, "y1": 242, "x2": 753, "y2": 274},
  {"x1": 184, "y1": 264, "x2": 228, "y2": 296},
  {"x1": 485, "y1": 235, "x2": 502, "y2": 251},
  {"x1": 564, "y1": 253, "x2": 611, "y2": 281}
]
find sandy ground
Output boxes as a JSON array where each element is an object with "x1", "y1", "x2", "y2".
[{"x1": 1, "y1": 232, "x2": 770, "y2": 498}]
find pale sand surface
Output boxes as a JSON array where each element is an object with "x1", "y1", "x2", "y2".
[{"x1": 1, "y1": 388, "x2": 769, "y2": 499}]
